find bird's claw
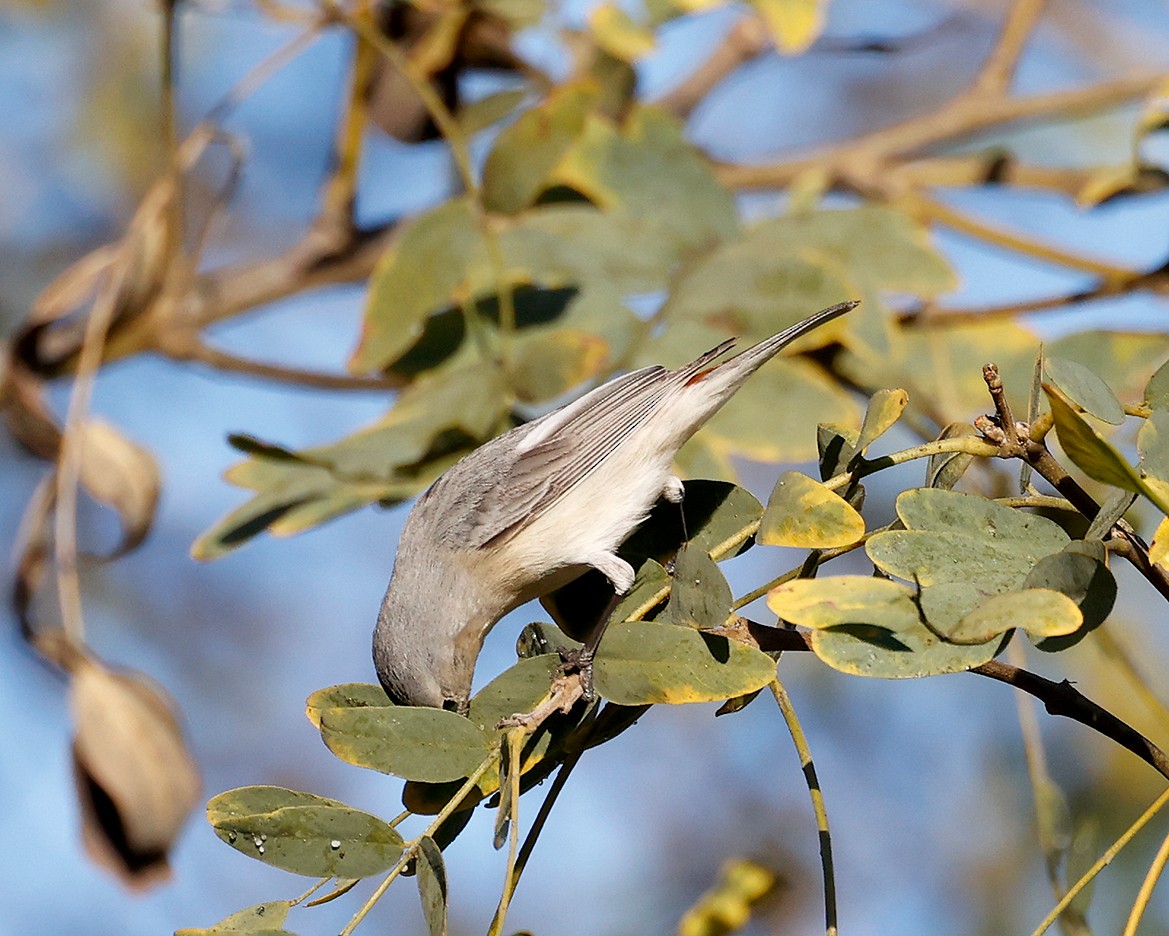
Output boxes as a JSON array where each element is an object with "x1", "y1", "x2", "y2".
[{"x1": 557, "y1": 646, "x2": 596, "y2": 703}]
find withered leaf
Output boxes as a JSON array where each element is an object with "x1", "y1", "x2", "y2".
[
  {"x1": 70, "y1": 658, "x2": 201, "y2": 888},
  {"x1": 77, "y1": 420, "x2": 160, "y2": 557}
]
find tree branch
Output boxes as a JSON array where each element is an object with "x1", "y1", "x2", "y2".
[{"x1": 721, "y1": 620, "x2": 1169, "y2": 783}]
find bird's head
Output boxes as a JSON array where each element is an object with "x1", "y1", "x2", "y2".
[{"x1": 371, "y1": 559, "x2": 485, "y2": 715}]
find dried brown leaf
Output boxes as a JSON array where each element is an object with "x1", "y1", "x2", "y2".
[
  {"x1": 70, "y1": 658, "x2": 201, "y2": 888},
  {"x1": 77, "y1": 420, "x2": 161, "y2": 557}
]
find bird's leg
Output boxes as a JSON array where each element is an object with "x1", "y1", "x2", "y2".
[
  {"x1": 558, "y1": 553, "x2": 634, "y2": 701},
  {"x1": 662, "y1": 475, "x2": 687, "y2": 572}
]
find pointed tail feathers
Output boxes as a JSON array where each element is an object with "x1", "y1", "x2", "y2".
[{"x1": 691, "y1": 300, "x2": 858, "y2": 395}]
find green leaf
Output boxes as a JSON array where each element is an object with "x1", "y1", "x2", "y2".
[
  {"x1": 889, "y1": 320, "x2": 1038, "y2": 419},
  {"x1": 207, "y1": 787, "x2": 403, "y2": 878},
  {"x1": 758, "y1": 470, "x2": 865, "y2": 548},
  {"x1": 1024, "y1": 540, "x2": 1116, "y2": 652},
  {"x1": 868, "y1": 529, "x2": 1055, "y2": 593},
  {"x1": 925, "y1": 423, "x2": 979, "y2": 490},
  {"x1": 767, "y1": 576, "x2": 920, "y2": 631},
  {"x1": 1145, "y1": 357, "x2": 1169, "y2": 411},
  {"x1": 353, "y1": 199, "x2": 482, "y2": 373},
  {"x1": 416, "y1": 836, "x2": 448, "y2": 936},
  {"x1": 611, "y1": 558, "x2": 670, "y2": 622},
  {"x1": 867, "y1": 490, "x2": 1069, "y2": 603},
  {"x1": 1139, "y1": 409, "x2": 1169, "y2": 484},
  {"x1": 482, "y1": 83, "x2": 598, "y2": 215},
  {"x1": 1045, "y1": 356, "x2": 1124, "y2": 425},
  {"x1": 176, "y1": 902, "x2": 296, "y2": 936},
  {"x1": 467, "y1": 655, "x2": 562, "y2": 731},
  {"x1": 552, "y1": 106, "x2": 738, "y2": 257},
  {"x1": 895, "y1": 488, "x2": 1069, "y2": 549},
  {"x1": 663, "y1": 543, "x2": 733, "y2": 628},
  {"x1": 317, "y1": 706, "x2": 491, "y2": 782},
  {"x1": 509, "y1": 327, "x2": 610, "y2": 405},
  {"x1": 305, "y1": 683, "x2": 390, "y2": 729},
  {"x1": 818, "y1": 423, "x2": 860, "y2": 480},
  {"x1": 1045, "y1": 383, "x2": 1169, "y2": 514},
  {"x1": 664, "y1": 251, "x2": 853, "y2": 348},
  {"x1": 192, "y1": 361, "x2": 509, "y2": 557},
  {"x1": 457, "y1": 89, "x2": 527, "y2": 137},
  {"x1": 594, "y1": 621, "x2": 776, "y2": 705},
  {"x1": 1049, "y1": 331, "x2": 1169, "y2": 405},
  {"x1": 621, "y1": 480, "x2": 764, "y2": 562},
  {"x1": 810, "y1": 625, "x2": 1002, "y2": 679},
  {"x1": 855, "y1": 388, "x2": 909, "y2": 453},
  {"x1": 944, "y1": 589, "x2": 1082, "y2": 645}
]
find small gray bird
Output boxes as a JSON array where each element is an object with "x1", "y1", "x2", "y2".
[{"x1": 374, "y1": 300, "x2": 858, "y2": 712}]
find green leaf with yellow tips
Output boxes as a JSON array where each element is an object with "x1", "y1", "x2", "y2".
[
  {"x1": 317, "y1": 706, "x2": 490, "y2": 783},
  {"x1": 758, "y1": 471, "x2": 865, "y2": 548},
  {"x1": 595, "y1": 621, "x2": 776, "y2": 705},
  {"x1": 855, "y1": 388, "x2": 909, "y2": 454},
  {"x1": 767, "y1": 576, "x2": 919, "y2": 631},
  {"x1": 943, "y1": 589, "x2": 1082, "y2": 645},
  {"x1": 305, "y1": 683, "x2": 390, "y2": 729},
  {"x1": 1044, "y1": 383, "x2": 1169, "y2": 514}
]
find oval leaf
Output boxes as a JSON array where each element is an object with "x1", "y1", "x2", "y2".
[
  {"x1": 855, "y1": 388, "x2": 909, "y2": 454},
  {"x1": 78, "y1": 420, "x2": 161, "y2": 557},
  {"x1": 594, "y1": 620, "x2": 776, "y2": 705},
  {"x1": 1044, "y1": 384, "x2": 1169, "y2": 514},
  {"x1": 175, "y1": 902, "x2": 295, "y2": 936},
  {"x1": 758, "y1": 470, "x2": 865, "y2": 548},
  {"x1": 768, "y1": 576, "x2": 919, "y2": 631},
  {"x1": 207, "y1": 786, "x2": 403, "y2": 878},
  {"x1": 925, "y1": 423, "x2": 979, "y2": 490},
  {"x1": 467, "y1": 655, "x2": 562, "y2": 731},
  {"x1": 810, "y1": 626, "x2": 1004, "y2": 679},
  {"x1": 416, "y1": 836, "x2": 449, "y2": 936},
  {"x1": 1139, "y1": 409, "x2": 1169, "y2": 484},
  {"x1": 1046, "y1": 356, "x2": 1125, "y2": 425},
  {"x1": 305, "y1": 683, "x2": 390, "y2": 729},
  {"x1": 663, "y1": 543, "x2": 733, "y2": 629},
  {"x1": 318, "y1": 706, "x2": 490, "y2": 782},
  {"x1": 945, "y1": 589, "x2": 1082, "y2": 645},
  {"x1": 895, "y1": 488, "x2": 1069, "y2": 550},
  {"x1": 1024, "y1": 541, "x2": 1117, "y2": 651}
]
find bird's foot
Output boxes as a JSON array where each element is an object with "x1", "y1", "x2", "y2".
[
  {"x1": 496, "y1": 671, "x2": 584, "y2": 730},
  {"x1": 557, "y1": 646, "x2": 596, "y2": 703}
]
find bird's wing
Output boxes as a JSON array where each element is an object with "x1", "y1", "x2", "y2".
[{"x1": 461, "y1": 339, "x2": 735, "y2": 548}]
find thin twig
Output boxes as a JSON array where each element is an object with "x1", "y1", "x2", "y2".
[
  {"x1": 1122, "y1": 822, "x2": 1169, "y2": 936},
  {"x1": 1029, "y1": 787, "x2": 1169, "y2": 936},
  {"x1": 973, "y1": 0, "x2": 1047, "y2": 96},
  {"x1": 182, "y1": 340, "x2": 404, "y2": 391},
  {"x1": 723, "y1": 622, "x2": 1169, "y2": 783},
  {"x1": 338, "y1": 755, "x2": 495, "y2": 936},
  {"x1": 901, "y1": 191, "x2": 1135, "y2": 281},
  {"x1": 53, "y1": 263, "x2": 130, "y2": 647},
  {"x1": 973, "y1": 660, "x2": 1169, "y2": 782},
  {"x1": 1008, "y1": 641, "x2": 1090, "y2": 934},
  {"x1": 770, "y1": 679, "x2": 837, "y2": 936}
]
